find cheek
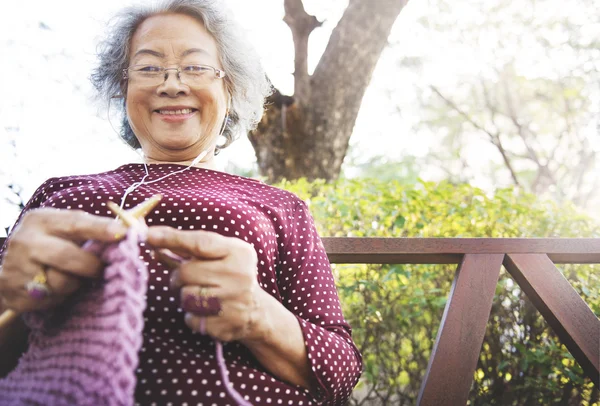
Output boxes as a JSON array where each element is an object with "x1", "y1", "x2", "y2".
[
  {"x1": 196, "y1": 85, "x2": 227, "y2": 112},
  {"x1": 126, "y1": 91, "x2": 151, "y2": 126},
  {"x1": 195, "y1": 91, "x2": 226, "y2": 129}
]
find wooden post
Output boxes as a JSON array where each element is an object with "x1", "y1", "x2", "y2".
[
  {"x1": 417, "y1": 254, "x2": 504, "y2": 405},
  {"x1": 504, "y1": 253, "x2": 600, "y2": 382}
]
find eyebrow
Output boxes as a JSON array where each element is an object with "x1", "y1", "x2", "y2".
[{"x1": 133, "y1": 48, "x2": 211, "y2": 59}]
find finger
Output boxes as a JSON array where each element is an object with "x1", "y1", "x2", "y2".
[
  {"x1": 23, "y1": 208, "x2": 127, "y2": 243},
  {"x1": 3, "y1": 292, "x2": 66, "y2": 314},
  {"x1": 168, "y1": 268, "x2": 180, "y2": 290},
  {"x1": 184, "y1": 312, "x2": 243, "y2": 342},
  {"x1": 0, "y1": 262, "x2": 80, "y2": 296},
  {"x1": 146, "y1": 227, "x2": 232, "y2": 259},
  {"x1": 178, "y1": 283, "x2": 230, "y2": 300},
  {"x1": 175, "y1": 260, "x2": 226, "y2": 287},
  {"x1": 46, "y1": 268, "x2": 83, "y2": 296},
  {"x1": 184, "y1": 312, "x2": 206, "y2": 334},
  {"x1": 0, "y1": 256, "x2": 43, "y2": 293},
  {"x1": 180, "y1": 285, "x2": 223, "y2": 316},
  {"x1": 0, "y1": 267, "x2": 71, "y2": 313},
  {"x1": 155, "y1": 249, "x2": 186, "y2": 270},
  {"x1": 180, "y1": 285, "x2": 220, "y2": 300},
  {"x1": 29, "y1": 236, "x2": 103, "y2": 278}
]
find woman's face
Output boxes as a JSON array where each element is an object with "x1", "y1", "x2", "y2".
[{"x1": 126, "y1": 13, "x2": 228, "y2": 162}]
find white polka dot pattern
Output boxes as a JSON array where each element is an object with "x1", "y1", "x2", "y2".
[{"x1": 0, "y1": 164, "x2": 363, "y2": 405}]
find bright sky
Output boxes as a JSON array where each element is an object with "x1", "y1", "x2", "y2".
[
  {"x1": 1, "y1": 0, "x2": 598, "y2": 235},
  {"x1": 0, "y1": 0, "x2": 432, "y2": 235}
]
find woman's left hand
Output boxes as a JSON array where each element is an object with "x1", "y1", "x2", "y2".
[{"x1": 146, "y1": 226, "x2": 267, "y2": 343}]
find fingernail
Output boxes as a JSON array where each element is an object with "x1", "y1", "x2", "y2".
[
  {"x1": 184, "y1": 313, "x2": 199, "y2": 334},
  {"x1": 169, "y1": 271, "x2": 178, "y2": 290},
  {"x1": 158, "y1": 250, "x2": 183, "y2": 268},
  {"x1": 108, "y1": 223, "x2": 127, "y2": 240},
  {"x1": 149, "y1": 228, "x2": 164, "y2": 240},
  {"x1": 82, "y1": 240, "x2": 106, "y2": 255}
]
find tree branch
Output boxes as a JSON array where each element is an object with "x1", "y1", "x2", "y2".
[
  {"x1": 430, "y1": 85, "x2": 522, "y2": 187},
  {"x1": 283, "y1": 0, "x2": 322, "y2": 103},
  {"x1": 500, "y1": 79, "x2": 558, "y2": 192},
  {"x1": 480, "y1": 78, "x2": 501, "y2": 136}
]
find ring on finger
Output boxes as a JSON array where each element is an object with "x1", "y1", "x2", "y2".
[
  {"x1": 182, "y1": 286, "x2": 222, "y2": 317},
  {"x1": 25, "y1": 266, "x2": 52, "y2": 300}
]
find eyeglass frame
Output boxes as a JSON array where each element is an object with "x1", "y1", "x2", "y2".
[{"x1": 122, "y1": 64, "x2": 227, "y2": 87}]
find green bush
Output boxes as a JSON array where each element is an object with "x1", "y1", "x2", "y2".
[{"x1": 276, "y1": 178, "x2": 600, "y2": 405}]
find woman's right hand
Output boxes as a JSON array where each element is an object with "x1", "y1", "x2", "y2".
[{"x1": 0, "y1": 208, "x2": 127, "y2": 313}]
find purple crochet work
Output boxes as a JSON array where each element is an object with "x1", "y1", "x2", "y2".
[{"x1": 0, "y1": 226, "x2": 148, "y2": 406}]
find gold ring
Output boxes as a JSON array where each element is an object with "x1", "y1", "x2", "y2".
[{"x1": 26, "y1": 267, "x2": 52, "y2": 300}]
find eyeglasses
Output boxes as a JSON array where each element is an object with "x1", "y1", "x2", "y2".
[{"x1": 123, "y1": 64, "x2": 226, "y2": 87}]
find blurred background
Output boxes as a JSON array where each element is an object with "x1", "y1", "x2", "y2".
[
  {"x1": 1, "y1": 0, "x2": 599, "y2": 404},
  {"x1": 1, "y1": 0, "x2": 598, "y2": 235}
]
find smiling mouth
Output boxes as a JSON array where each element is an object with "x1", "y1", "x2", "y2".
[{"x1": 154, "y1": 108, "x2": 198, "y2": 115}]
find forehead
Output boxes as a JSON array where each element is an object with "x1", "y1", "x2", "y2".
[{"x1": 130, "y1": 13, "x2": 220, "y2": 60}]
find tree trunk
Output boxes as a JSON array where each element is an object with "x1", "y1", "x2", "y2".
[{"x1": 249, "y1": 0, "x2": 409, "y2": 182}]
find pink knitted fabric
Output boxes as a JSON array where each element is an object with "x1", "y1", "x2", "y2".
[{"x1": 0, "y1": 226, "x2": 148, "y2": 406}]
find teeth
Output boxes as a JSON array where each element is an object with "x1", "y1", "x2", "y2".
[{"x1": 158, "y1": 108, "x2": 194, "y2": 115}]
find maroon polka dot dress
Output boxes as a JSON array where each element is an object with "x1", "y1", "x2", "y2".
[{"x1": 1, "y1": 164, "x2": 363, "y2": 405}]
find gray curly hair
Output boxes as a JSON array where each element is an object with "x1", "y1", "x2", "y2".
[{"x1": 91, "y1": 0, "x2": 272, "y2": 154}]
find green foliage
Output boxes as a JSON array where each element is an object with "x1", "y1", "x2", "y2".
[{"x1": 276, "y1": 177, "x2": 600, "y2": 405}]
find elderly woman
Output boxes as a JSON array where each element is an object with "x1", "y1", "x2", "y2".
[{"x1": 0, "y1": 1, "x2": 362, "y2": 405}]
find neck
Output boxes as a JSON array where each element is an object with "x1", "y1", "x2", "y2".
[{"x1": 143, "y1": 150, "x2": 217, "y2": 170}]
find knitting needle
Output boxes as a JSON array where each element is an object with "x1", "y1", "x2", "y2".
[
  {"x1": 0, "y1": 195, "x2": 168, "y2": 330},
  {"x1": 125, "y1": 194, "x2": 163, "y2": 221},
  {"x1": 0, "y1": 308, "x2": 16, "y2": 330},
  {"x1": 106, "y1": 200, "x2": 184, "y2": 268}
]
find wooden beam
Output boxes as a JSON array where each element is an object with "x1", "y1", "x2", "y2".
[
  {"x1": 417, "y1": 254, "x2": 504, "y2": 405},
  {"x1": 322, "y1": 238, "x2": 600, "y2": 264},
  {"x1": 503, "y1": 253, "x2": 600, "y2": 382}
]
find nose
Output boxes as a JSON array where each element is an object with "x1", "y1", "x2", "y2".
[{"x1": 157, "y1": 69, "x2": 189, "y2": 97}]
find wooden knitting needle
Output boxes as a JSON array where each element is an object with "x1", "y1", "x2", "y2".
[
  {"x1": 0, "y1": 195, "x2": 166, "y2": 331},
  {"x1": 106, "y1": 199, "x2": 184, "y2": 268},
  {"x1": 124, "y1": 194, "x2": 163, "y2": 221},
  {"x1": 0, "y1": 308, "x2": 17, "y2": 330}
]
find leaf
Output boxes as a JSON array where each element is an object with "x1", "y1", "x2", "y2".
[
  {"x1": 394, "y1": 215, "x2": 406, "y2": 228},
  {"x1": 432, "y1": 296, "x2": 448, "y2": 308}
]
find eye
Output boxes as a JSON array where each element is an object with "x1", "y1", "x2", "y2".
[
  {"x1": 136, "y1": 65, "x2": 162, "y2": 72},
  {"x1": 183, "y1": 65, "x2": 211, "y2": 73}
]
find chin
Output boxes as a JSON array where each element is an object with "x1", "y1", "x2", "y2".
[
  {"x1": 158, "y1": 137, "x2": 212, "y2": 158},
  {"x1": 155, "y1": 130, "x2": 201, "y2": 147}
]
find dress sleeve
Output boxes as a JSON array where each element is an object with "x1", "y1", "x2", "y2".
[
  {"x1": 0, "y1": 178, "x2": 56, "y2": 262},
  {"x1": 277, "y1": 200, "x2": 363, "y2": 405}
]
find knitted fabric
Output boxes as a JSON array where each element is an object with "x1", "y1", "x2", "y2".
[{"x1": 0, "y1": 226, "x2": 148, "y2": 406}]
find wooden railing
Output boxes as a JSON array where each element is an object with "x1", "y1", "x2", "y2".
[
  {"x1": 1, "y1": 236, "x2": 599, "y2": 404},
  {"x1": 322, "y1": 238, "x2": 600, "y2": 405}
]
